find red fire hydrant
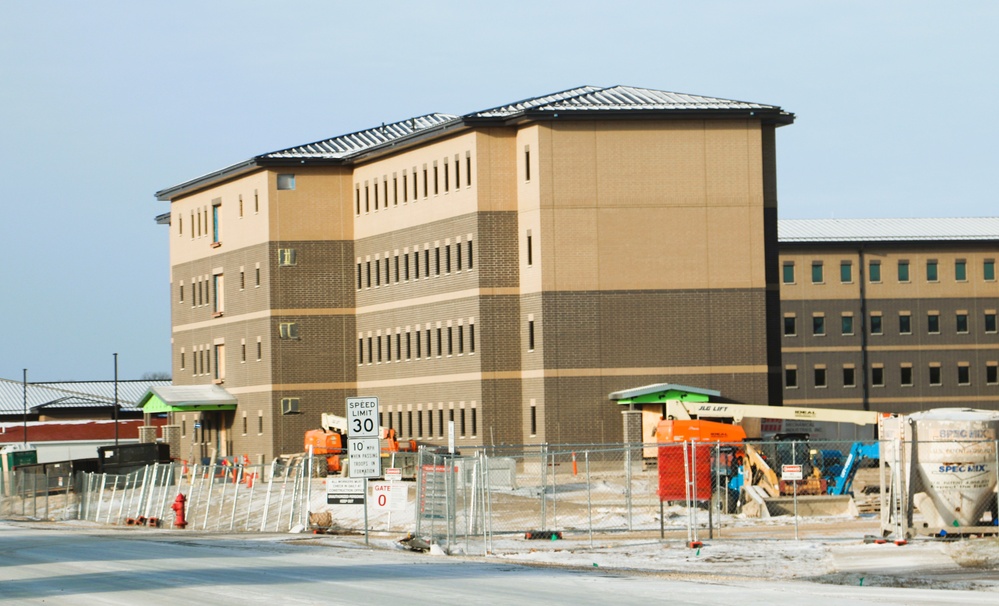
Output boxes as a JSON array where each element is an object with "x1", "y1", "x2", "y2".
[{"x1": 171, "y1": 493, "x2": 188, "y2": 529}]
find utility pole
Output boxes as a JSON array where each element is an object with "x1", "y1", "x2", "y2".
[
  {"x1": 22, "y1": 369, "x2": 27, "y2": 445},
  {"x1": 114, "y1": 353, "x2": 119, "y2": 446}
]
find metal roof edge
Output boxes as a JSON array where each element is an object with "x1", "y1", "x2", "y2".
[{"x1": 155, "y1": 159, "x2": 261, "y2": 201}]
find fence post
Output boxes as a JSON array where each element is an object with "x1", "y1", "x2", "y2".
[
  {"x1": 551, "y1": 450, "x2": 558, "y2": 532},
  {"x1": 586, "y1": 450, "x2": 593, "y2": 549},
  {"x1": 259, "y1": 459, "x2": 278, "y2": 532},
  {"x1": 203, "y1": 465, "x2": 216, "y2": 530},
  {"x1": 626, "y1": 444, "x2": 633, "y2": 531},
  {"x1": 540, "y1": 444, "x2": 547, "y2": 531}
]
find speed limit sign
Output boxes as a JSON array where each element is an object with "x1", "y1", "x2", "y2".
[{"x1": 346, "y1": 397, "x2": 379, "y2": 438}]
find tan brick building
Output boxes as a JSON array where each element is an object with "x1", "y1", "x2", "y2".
[
  {"x1": 779, "y1": 218, "x2": 999, "y2": 415},
  {"x1": 155, "y1": 86, "x2": 794, "y2": 463}
]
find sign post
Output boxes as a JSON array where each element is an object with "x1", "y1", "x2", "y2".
[
  {"x1": 347, "y1": 396, "x2": 380, "y2": 545},
  {"x1": 782, "y1": 462, "x2": 803, "y2": 540}
]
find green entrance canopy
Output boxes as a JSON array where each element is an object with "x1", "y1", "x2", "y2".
[
  {"x1": 137, "y1": 385, "x2": 237, "y2": 413},
  {"x1": 608, "y1": 383, "x2": 720, "y2": 405}
]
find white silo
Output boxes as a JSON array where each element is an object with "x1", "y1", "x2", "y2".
[{"x1": 908, "y1": 408, "x2": 999, "y2": 530}]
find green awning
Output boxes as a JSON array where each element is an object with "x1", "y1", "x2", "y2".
[{"x1": 137, "y1": 385, "x2": 238, "y2": 413}]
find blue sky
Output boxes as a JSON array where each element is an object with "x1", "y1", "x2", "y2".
[{"x1": 1, "y1": 1, "x2": 996, "y2": 381}]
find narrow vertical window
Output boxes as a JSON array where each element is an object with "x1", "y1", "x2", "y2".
[
  {"x1": 404, "y1": 253, "x2": 410, "y2": 281},
  {"x1": 413, "y1": 167, "x2": 419, "y2": 199},
  {"x1": 426, "y1": 328, "x2": 431, "y2": 358},
  {"x1": 527, "y1": 232, "x2": 533, "y2": 266},
  {"x1": 456, "y1": 242, "x2": 462, "y2": 270},
  {"x1": 254, "y1": 190, "x2": 259, "y2": 213},
  {"x1": 443, "y1": 162, "x2": 449, "y2": 193},
  {"x1": 926, "y1": 260, "x2": 938, "y2": 281},
  {"x1": 367, "y1": 336, "x2": 373, "y2": 364},
  {"x1": 445, "y1": 245, "x2": 451, "y2": 273},
  {"x1": 375, "y1": 259, "x2": 380, "y2": 286},
  {"x1": 356, "y1": 187, "x2": 361, "y2": 215},
  {"x1": 530, "y1": 402, "x2": 537, "y2": 436},
  {"x1": 447, "y1": 326, "x2": 453, "y2": 355},
  {"x1": 454, "y1": 157, "x2": 460, "y2": 188},
  {"x1": 396, "y1": 333, "x2": 402, "y2": 361},
  {"x1": 840, "y1": 261, "x2": 852, "y2": 283},
  {"x1": 436, "y1": 327, "x2": 442, "y2": 356},
  {"x1": 365, "y1": 185, "x2": 370, "y2": 212},
  {"x1": 469, "y1": 324, "x2": 475, "y2": 353},
  {"x1": 811, "y1": 262, "x2": 823, "y2": 284},
  {"x1": 425, "y1": 249, "x2": 431, "y2": 277},
  {"x1": 402, "y1": 174, "x2": 409, "y2": 202},
  {"x1": 782, "y1": 262, "x2": 794, "y2": 284},
  {"x1": 394, "y1": 255, "x2": 400, "y2": 283},
  {"x1": 985, "y1": 260, "x2": 996, "y2": 281},
  {"x1": 357, "y1": 263, "x2": 363, "y2": 290},
  {"x1": 414, "y1": 250, "x2": 420, "y2": 279},
  {"x1": 524, "y1": 146, "x2": 531, "y2": 181},
  {"x1": 406, "y1": 331, "x2": 412, "y2": 359},
  {"x1": 393, "y1": 175, "x2": 398, "y2": 206},
  {"x1": 458, "y1": 325, "x2": 464, "y2": 354},
  {"x1": 415, "y1": 330, "x2": 421, "y2": 359},
  {"x1": 955, "y1": 259, "x2": 967, "y2": 281},
  {"x1": 466, "y1": 154, "x2": 472, "y2": 186},
  {"x1": 467, "y1": 240, "x2": 474, "y2": 269},
  {"x1": 869, "y1": 261, "x2": 881, "y2": 282},
  {"x1": 435, "y1": 246, "x2": 441, "y2": 276},
  {"x1": 423, "y1": 166, "x2": 428, "y2": 198},
  {"x1": 528, "y1": 319, "x2": 535, "y2": 350},
  {"x1": 433, "y1": 162, "x2": 439, "y2": 195}
]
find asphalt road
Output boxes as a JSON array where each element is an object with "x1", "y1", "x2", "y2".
[{"x1": 0, "y1": 522, "x2": 994, "y2": 605}]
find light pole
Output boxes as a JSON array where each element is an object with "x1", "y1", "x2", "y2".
[
  {"x1": 114, "y1": 353, "x2": 119, "y2": 446},
  {"x1": 22, "y1": 368, "x2": 27, "y2": 445}
]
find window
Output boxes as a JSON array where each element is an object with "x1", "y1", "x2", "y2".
[
  {"x1": 985, "y1": 312, "x2": 997, "y2": 333},
  {"x1": 256, "y1": 338, "x2": 262, "y2": 361},
  {"x1": 212, "y1": 273, "x2": 224, "y2": 315},
  {"x1": 897, "y1": 260, "x2": 909, "y2": 282},
  {"x1": 812, "y1": 314, "x2": 825, "y2": 336},
  {"x1": 242, "y1": 413, "x2": 247, "y2": 435},
  {"x1": 433, "y1": 162, "x2": 439, "y2": 195},
  {"x1": 530, "y1": 401, "x2": 538, "y2": 435},
  {"x1": 870, "y1": 313, "x2": 883, "y2": 335},
  {"x1": 179, "y1": 282, "x2": 184, "y2": 303},
  {"x1": 279, "y1": 322, "x2": 299, "y2": 339},
  {"x1": 840, "y1": 261, "x2": 852, "y2": 283},
  {"x1": 927, "y1": 312, "x2": 940, "y2": 334},
  {"x1": 811, "y1": 262, "x2": 823, "y2": 284},
  {"x1": 467, "y1": 240, "x2": 474, "y2": 268},
  {"x1": 524, "y1": 146, "x2": 531, "y2": 181},
  {"x1": 240, "y1": 269, "x2": 245, "y2": 290},
  {"x1": 841, "y1": 314, "x2": 854, "y2": 336},
  {"x1": 281, "y1": 398, "x2": 300, "y2": 414},
  {"x1": 180, "y1": 350, "x2": 186, "y2": 371},
  {"x1": 255, "y1": 265, "x2": 261, "y2": 287},
  {"x1": 355, "y1": 187, "x2": 361, "y2": 215},
  {"x1": 466, "y1": 153, "x2": 472, "y2": 186},
  {"x1": 528, "y1": 319, "x2": 535, "y2": 350},
  {"x1": 985, "y1": 260, "x2": 996, "y2": 281},
  {"x1": 785, "y1": 367, "x2": 798, "y2": 389},
  {"x1": 366, "y1": 261, "x2": 371, "y2": 287},
  {"x1": 814, "y1": 366, "x2": 827, "y2": 388},
  {"x1": 357, "y1": 263, "x2": 363, "y2": 289},
  {"x1": 396, "y1": 333, "x2": 401, "y2": 361},
  {"x1": 373, "y1": 179, "x2": 379, "y2": 210},
  {"x1": 278, "y1": 248, "x2": 297, "y2": 266},
  {"x1": 424, "y1": 249, "x2": 430, "y2": 277},
  {"x1": 415, "y1": 330, "x2": 421, "y2": 359},
  {"x1": 241, "y1": 341, "x2": 246, "y2": 363},
  {"x1": 458, "y1": 325, "x2": 464, "y2": 354},
  {"x1": 443, "y1": 162, "x2": 449, "y2": 193},
  {"x1": 958, "y1": 364, "x2": 971, "y2": 386},
  {"x1": 213, "y1": 343, "x2": 225, "y2": 381},
  {"x1": 455, "y1": 242, "x2": 462, "y2": 271},
  {"x1": 423, "y1": 166, "x2": 428, "y2": 198},
  {"x1": 413, "y1": 251, "x2": 420, "y2": 279},
  {"x1": 783, "y1": 315, "x2": 796, "y2": 337},
  {"x1": 869, "y1": 261, "x2": 881, "y2": 283},
  {"x1": 526, "y1": 232, "x2": 533, "y2": 266},
  {"x1": 254, "y1": 190, "x2": 259, "y2": 213},
  {"x1": 402, "y1": 174, "x2": 408, "y2": 203},
  {"x1": 447, "y1": 326, "x2": 453, "y2": 356},
  {"x1": 469, "y1": 323, "x2": 476, "y2": 353},
  {"x1": 426, "y1": 328, "x2": 432, "y2": 357},
  {"x1": 375, "y1": 259, "x2": 381, "y2": 286},
  {"x1": 782, "y1": 262, "x2": 795, "y2": 284},
  {"x1": 238, "y1": 196, "x2": 243, "y2": 218},
  {"x1": 955, "y1": 260, "x2": 967, "y2": 281},
  {"x1": 926, "y1": 260, "x2": 938, "y2": 282},
  {"x1": 377, "y1": 335, "x2": 382, "y2": 363},
  {"x1": 929, "y1": 364, "x2": 942, "y2": 386},
  {"x1": 987, "y1": 362, "x2": 998, "y2": 385},
  {"x1": 367, "y1": 336, "x2": 373, "y2": 364},
  {"x1": 842, "y1": 366, "x2": 856, "y2": 388},
  {"x1": 899, "y1": 313, "x2": 911, "y2": 335},
  {"x1": 276, "y1": 174, "x2": 296, "y2": 190},
  {"x1": 436, "y1": 327, "x2": 442, "y2": 357},
  {"x1": 434, "y1": 247, "x2": 440, "y2": 276},
  {"x1": 872, "y1": 365, "x2": 885, "y2": 387},
  {"x1": 900, "y1": 365, "x2": 913, "y2": 387},
  {"x1": 212, "y1": 201, "x2": 221, "y2": 244},
  {"x1": 406, "y1": 331, "x2": 412, "y2": 359},
  {"x1": 956, "y1": 313, "x2": 969, "y2": 334},
  {"x1": 394, "y1": 255, "x2": 400, "y2": 283}
]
